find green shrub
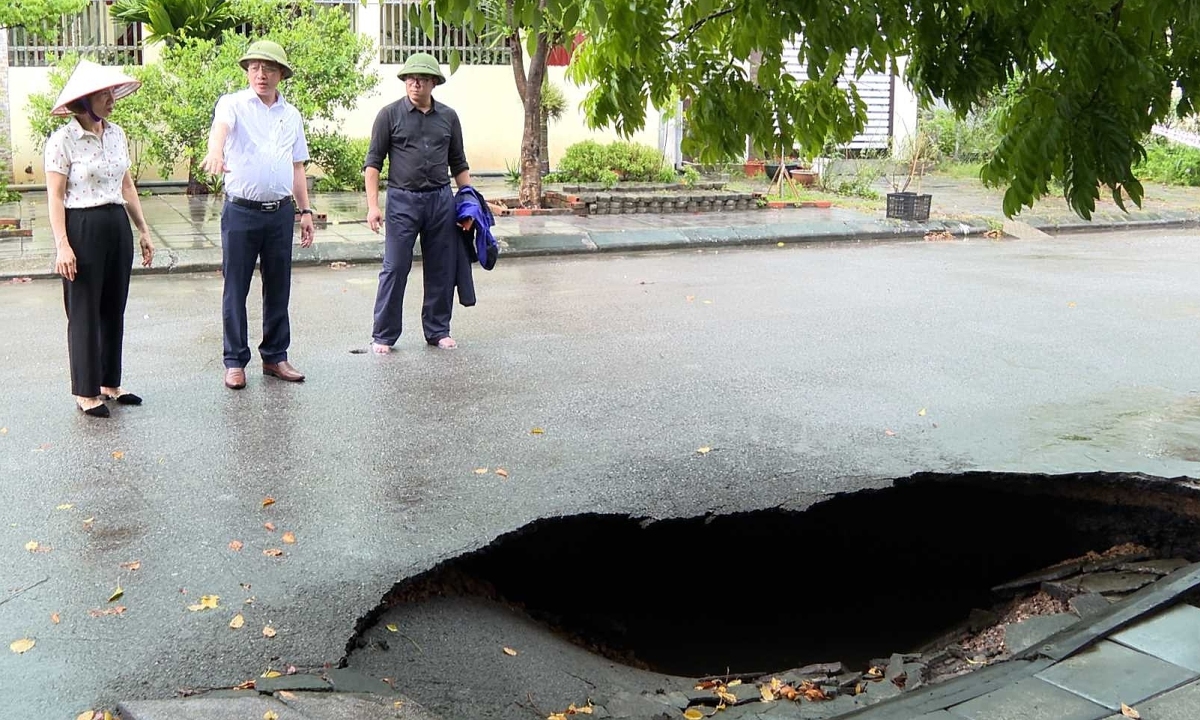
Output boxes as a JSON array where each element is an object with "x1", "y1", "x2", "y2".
[
  {"x1": 308, "y1": 131, "x2": 370, "y2": 191},
  {"x1": 548, "y1": 140, "x2": 672, "y2": 184},
  {"x1": 681, "y1": 165, "x2": 701, "y2": 186},
  {"x1": 1134, "y1": 137, "x2": 1200, "y2": 186}
]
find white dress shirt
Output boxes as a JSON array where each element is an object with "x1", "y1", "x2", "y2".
[
  {"x1": 43, "y1": 118, "x2": 130, "y2": 209},
  {"x1": 214, "y1": 88, "x2": 309, "y2": 202}
]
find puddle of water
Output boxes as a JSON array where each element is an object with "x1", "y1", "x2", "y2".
[{"x1": 1033, "y1": 389, "x2": 1200, "y2": 463}]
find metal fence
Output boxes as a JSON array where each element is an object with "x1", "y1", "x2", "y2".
[
  {"x1": 380, "y1": 0, "x2": 509, "y2": 66},
  {"x1": 7, "y1": 0, "x2": 142, "y2": 67}
]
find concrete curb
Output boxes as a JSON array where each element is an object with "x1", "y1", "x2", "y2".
[{"x1": 1, "y1": 215, "x2": 1193, "y2": 282}]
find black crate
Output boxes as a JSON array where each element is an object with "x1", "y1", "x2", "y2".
[{"x1": 886, "y1": 192, "x2": 932, "y2": 222}]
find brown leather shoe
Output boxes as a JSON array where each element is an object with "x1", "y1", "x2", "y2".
[
  {"x1": 263, "y1": 360, "x2": 305, "y2": 382},
  {"x1": 224, "y1": 367, "x2": 246, "y2": 390}
]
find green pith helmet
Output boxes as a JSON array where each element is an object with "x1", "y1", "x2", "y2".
[
  {"x1": 397, "y1": 52, "x2": 446, "y2": 85},
  {"x1": 239, "y1": 40, "x2": 294, "y2": 80}
]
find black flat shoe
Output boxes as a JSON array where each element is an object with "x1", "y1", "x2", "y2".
[
  {"x1": 77, "y1": 402, "x2": 110, "y2": 418},
  {"x1": 105, "y1": 393, "x2": 142, "y2": 406}
]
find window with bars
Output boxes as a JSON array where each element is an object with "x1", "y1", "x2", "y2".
[
  {"x1": 379, "y1": 0, "x2": 509, "y2": 66},
  {"x1": 7, "y1": 0, "x2": 143, "y2": 67}
]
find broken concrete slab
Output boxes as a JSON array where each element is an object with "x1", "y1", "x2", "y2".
[
  {"x1": 116, "y1": 695, "x2": 302, "y2": 720},
  {"x1": 274, "y1": 691, "x2": 441, "y2": 719},
  {"x1": 1069, "y1": 593, "x2": 1112, "y2": 620},
  {"x1": 1004, "y1": 613, "x2": 1079, "y2": 655},
  {"x1": 1117, "y1": 559, "x2": 1192, "y2": 576},
  {"x1": 1111, "y1": 603, "x2": 1200, "y2": 673},
  {"x1": 1074, "y1": 572, "x2": 1159, "y2": 596},
  {"x1": 1035, "y1": 640, "x2": 1199, "y2": 710},
  {"x1": 947, "y1": 676, "x2": 1110, "y2": 720},
  {"x1": 1102, "y1": 678, "x2": 1200, "y2": 720}
]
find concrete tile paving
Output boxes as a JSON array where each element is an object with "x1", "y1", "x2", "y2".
[
  {"x1": 947, "y1": 677, "x2": 1111, "y2": 720},
  {"x1": 1111, "y1": 603, "x2": 1200, "y2": 673},
  {"x1": 1035, "y1": 640, "x2": 1198, "y2": 711}
]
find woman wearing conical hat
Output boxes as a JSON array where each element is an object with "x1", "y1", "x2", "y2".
[{"x1": 44, "y1": 59, "x2": 155, "y2": 418}]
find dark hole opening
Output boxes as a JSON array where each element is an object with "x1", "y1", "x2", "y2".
[{"x1": 368, "y1": 473, "x2": 1200, "y2": 678}]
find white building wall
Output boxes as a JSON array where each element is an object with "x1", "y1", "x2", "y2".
[{"x1": 5, "y1": 0, "x2": 661, "y2": 183}]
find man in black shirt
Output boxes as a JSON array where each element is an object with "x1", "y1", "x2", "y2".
[{"x1": 363, "y1": 53, "x2": 473, "y2": 352}]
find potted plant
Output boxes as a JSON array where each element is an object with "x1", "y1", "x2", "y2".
[
  {"x1": 743, "y1": 158, "x2": 767, "y2": 177},
  {"x1": 885, "y1": 132, "x2": 933, "y2": 221}
]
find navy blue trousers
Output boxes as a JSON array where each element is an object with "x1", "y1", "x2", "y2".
[
  {"x1": 372, "y1": 186, "x2": 458, "y2": 346},
  {"x1": 62, "y1": 204, "x2": 133, "y2": 396},
  {"x1": 221, "y1": 200, "x2": 294, "y2": 369}
]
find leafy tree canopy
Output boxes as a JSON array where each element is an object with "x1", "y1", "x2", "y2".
[
  {"x1": 426, "y1": 0, "x2": 1199, "y2": 219},
  {"x1": 0, "y1": 0, "x2": 88, "y2": 32}
]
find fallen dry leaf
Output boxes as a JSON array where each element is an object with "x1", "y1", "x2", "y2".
[
  {"x1": 702, "y1": 300, "x2": 713, "y2": 305},
  {"x1": 495, "y1": 468, "x2": 509, "y2": 478},
  {"x1": 9, "y1": 638, "x2": 35, "y2": 654},
  {"x1": 386, "y1": 624, "x2": 398, "y2": 632},
  {"x1": 228, "y1": 540, "x2": 244, "y2": 552},
  {"x1": 108, "y1": 586, "x2": 124, "y2": 603},
  {"x1": 760, "y1": 686, "x2": 775, "y2": 702},
  {"x1": 263, "y1": 522, "x2": 276, "y2": 532},
  {"x1": 777, "y1": 242, "x2": 786, "y2": 247},
  {"x1": 281, "y1": 531, "x2": 296, "y2": 544},
  {"x1": 683, "y1": 710, "x2": 704, "y2": 720},
  {"x1": 727, "y1": 680, "x2": 742, "y2": 687},
  {"x1": 111, "y1": 451, "x2": 124, "y2": 460},
  {"x1": 1068, "y1": 301, "x2": 1078, "y2": 308},
  {"x1": 234, "y1": 679, "x2": 256, "y2": 690},
  {"x1": 56, "y1": 503, "x2": 73, "y2": 510},
  {"x1": 120, "y1": 560, "x2": 141, "y2": 572},
  {"x1": 83, "y1": 517, "x2": 94, "y2": 529},
  {"x1": 264, "y1": 712, "x2": 279, "y2": 720},
  {"x1": 74, "y1": 712, "x2": 97, "y2": 720},
  {"x1": 502, "y1": 646, "x2": 518, "y2": 656},
  {"x1": 87, "y1": 606, "x2": 126, "y2": 618},
  {"x1": 263, "y1": 548, "x2": 284, "y2": 557},
  {"x1": 51, "y1": 613, "x2": 61, "y2": 625},
  {"x1": 918, "y1": 408, "x2": 927, "y2": 416},
  {"x1": 1121, "y1": 703, "x2": 1141, "y2": 719},
  {"x1": 696, "y1": 446, "x2": 712, "y2": 454},
  {"x1": 261, "y1": 497, "x2": 275, "y2": 508},
  {"x1": 473, "y1": 467, "x2": 488, "y2": 474},
  {"x1": 261, "y1": 670, "x2": 282, "y2": 679},
  {"x1": 24, "y1": 540, "x2": 39, "y2": 552},
  {"x1": 0, "y1": 427, "x2": 7, "y2": 435},
  {"x1": 530, "y1": 427, "x2": 545, "y2": 435},
  {"x1": 262, "y1": 626, "x2": 277, "y2": 638},
  {"x1": 278, "y1": 691, "x2": 296, "y2": 699},
  {"x1": 230, "y1": 614, "x2": 245, "y2": 629},
  {"x1": 695, "y1": 680, "x2": 718, "y2": 690},
  {"x1": 187, "y1": 595, "x2": 220, "y2": 612},
  {"x1": 884, "y1": 429, "x2": 896, "y2": 436},
  {"x1": 686, "y1": 295, "x2": 695, "y2": 302}
]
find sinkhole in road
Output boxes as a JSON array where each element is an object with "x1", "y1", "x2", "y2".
[{"x1": 362, "y1": 472, "x2": 1200, "y2": 678}]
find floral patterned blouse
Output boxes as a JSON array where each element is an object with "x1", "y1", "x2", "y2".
[{"x1": 43, "y1": 118, "x2": 130, "y2": 209}]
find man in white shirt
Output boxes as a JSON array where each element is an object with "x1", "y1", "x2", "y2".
[{"x1": 201, "y1": 39, "x2": 315, "y2": 390}]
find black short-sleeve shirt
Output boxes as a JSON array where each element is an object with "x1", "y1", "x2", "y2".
[{"x1": 363, "y1": 97, "x2": 469, "y2": 191}]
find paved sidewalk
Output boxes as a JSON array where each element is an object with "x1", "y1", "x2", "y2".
[{"x1": 1, "y1": 175, "x2": 1196, "y2": 280}]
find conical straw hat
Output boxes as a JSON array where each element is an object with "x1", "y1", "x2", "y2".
[{"x1": 51, "y1": 59, "x2": 141, "y2": 116}]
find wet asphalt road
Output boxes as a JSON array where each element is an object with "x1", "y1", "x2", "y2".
[{"x1": 2, "y1": 230, "x2": 1200, "y2": 717}]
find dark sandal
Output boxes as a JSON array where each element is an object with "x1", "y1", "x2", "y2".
[
  {"x1": 105, "y1": 393, "x2": 143, "y2": 406},
  {"x1": 77, "y1": 401, "x2": 110, "y2": 418}
]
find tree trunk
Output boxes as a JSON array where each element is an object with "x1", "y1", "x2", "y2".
[
  {"x1": 539, "y1": 110, "x2": 550, "y2": 176},
  {"x1": 517, "y1": 33, "x2": 550, "y2": 208},
  {"x1": 0, "y1": 29, "x2": 13, "y2": 186}
]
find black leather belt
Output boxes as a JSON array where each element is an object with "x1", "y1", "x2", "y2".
[{"x1": 229, "y1": 195, "x2": 293, "y2": 212}]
